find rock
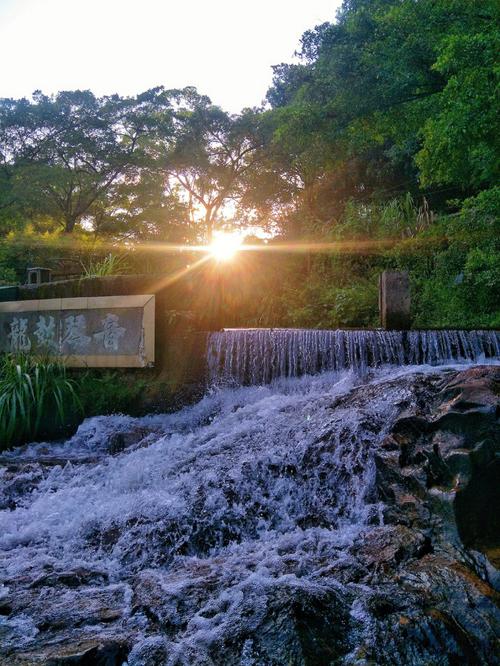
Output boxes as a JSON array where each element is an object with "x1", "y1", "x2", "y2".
[
  {"x1": 455, "y1": 456, "x2": 500, "y2": 567},
  {"x1": 9, "y1": 639, "x2": 129, "y2": 665},
  {"x1": 127, "y1": 636, "x2": 169, "y2": 666},
  {"x1": 376, "y1": 367, "x2": 500, "y2": 555},
  {"x1": 30, "y1": 568, "x2": 109, "y2": 589},
  {"x1": 108, "y1": 428, "x2": 151, "y2": 454},
  {"x1": 353, "y1": 525, "x2": 432, "y2": 571}
]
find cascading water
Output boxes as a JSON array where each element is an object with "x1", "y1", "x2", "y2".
[
  {"x1": 0, "y1": 337, "x2": 499, "y2": 663},
  {"x1": 0, "y1": 369, "x2": 404, "y2": 661},
  {"x1": 207, "y1": 328, "x2": 500, "y2": 385}
]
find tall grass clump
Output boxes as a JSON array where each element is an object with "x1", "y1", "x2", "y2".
[
  {"x1": 0, "y1": 354, "x2": 82, "y2": 449},
  {"x1": 81, "y1": 253, "x2": 129, "y2": 278}
]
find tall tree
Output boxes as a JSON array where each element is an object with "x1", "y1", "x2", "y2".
[
  {"x1": 258, "y1": 0, "x2": 499, "y2": 242},
  {"x1": 0, "y1": 88, "x2": 175, "y2": 233},
  {"x1": 156, "y1": 90, "x2": 264, "y2": 240}
]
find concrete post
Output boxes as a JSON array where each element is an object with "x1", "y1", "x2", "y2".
[{"x1": 379, "y1": 271, "x2": 411, "y2": 330}]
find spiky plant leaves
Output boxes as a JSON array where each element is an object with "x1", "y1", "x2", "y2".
[{"x1": 0, "y1": 354, "x2": 82, "y2": 449}]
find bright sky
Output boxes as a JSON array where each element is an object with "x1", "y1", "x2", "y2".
[{"x1": 0, "y1": 0, "x2": 341, "y2": 113}]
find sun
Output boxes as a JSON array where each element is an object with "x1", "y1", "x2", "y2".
[{"x1": 209, "y1": 232, "x2": 243, "y2": 261}]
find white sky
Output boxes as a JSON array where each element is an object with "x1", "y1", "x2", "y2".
[{"x1": 0, "y1": 0, "x2": 341, "y2": 112}]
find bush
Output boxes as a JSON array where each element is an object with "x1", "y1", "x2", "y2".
[
  {"x1": 0, "y1": 359, "x2": 162, "y2": 450},
  {"x1": 77, "y1": 370, "x2": 148, "y2": 417},
  {"x1": 0, "y1": 354, "x2": 82, "y2": 449},
  {"x1": 400, "y1": 189, "x2": 500, "y2": 328},
  {"x1": 280, "y1": 256, "x2": 380, "y2": 329},
  {"x1": 0, "y1": 227, "x2": 103, "y2": 284}
]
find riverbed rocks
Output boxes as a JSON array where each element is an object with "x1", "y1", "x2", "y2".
[
  {"x1": 0, "y1": 366, "x2": 499, "y2": 665},
  {"x1": 376, "y1": 366, "x2": 500, "y2": 563}
]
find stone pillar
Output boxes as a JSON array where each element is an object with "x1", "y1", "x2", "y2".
[{"x1": 379, "y1": 271, "x2": 411, "y2": 330}]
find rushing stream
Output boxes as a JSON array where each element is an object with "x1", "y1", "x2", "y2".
[{"x1": 0, "y1": 331, "x2": 499, "y2": 664}]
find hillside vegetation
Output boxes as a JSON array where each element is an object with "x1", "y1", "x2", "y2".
[{"x1": 0, "y1": 0, "x2": 498, "y2": 328}]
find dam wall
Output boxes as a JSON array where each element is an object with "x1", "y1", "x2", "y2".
[{"x1": 1, "y1": 275, "x2": 499, "y2": 396}]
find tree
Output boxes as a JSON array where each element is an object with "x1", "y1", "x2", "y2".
[
  {"x1": 260, "y1": 0, "x2": 499, "y2": 240},
  {"x1": 416, "y1": 3, "x2": 499, "y2": 190},
  {"x1": 0, "y1": 88, "x2": 175, "y2": 233},
  {"x1": 155, "y1": 90, "x2": 264, "y2": 240}
]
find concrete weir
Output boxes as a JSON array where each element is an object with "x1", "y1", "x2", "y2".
[
  {"x1": 207, "y1": 328, "x2": 500, "y2": 385},
  {"x1": 1, "y1": 273, "x2": 499, "y2": 393}
]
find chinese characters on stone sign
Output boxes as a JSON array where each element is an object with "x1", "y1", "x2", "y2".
[
  {"x1": 62, "y1": 314, "x2": 91, "y2": 351},
  {"x1": 8, "y1": 317, "x2": 31, "y2": 352},
  {"x1": 93, "y1": 314, "x2": 126, "y2": 351},
  {"x1": 7, "y1": 312, "x2": 127, "y2": 354},
  {"x1": 33, "y1": 315, "x2": 58, "y2": 352},
  {"x1": 0, "y1": 294, "x2": 154, "y2": 367}
]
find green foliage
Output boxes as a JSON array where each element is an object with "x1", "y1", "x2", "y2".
[
  {"x1": 265, "y1": 0, "x2": 499, "y2": 219},
  {"x1": 0, "y1": 89, "x2": 179, "y2": 235},
  {"x1": 247, "y1": 0, "x2": 499, "y2": 329},
  {"x1": 0, "y1": 354, "x2": 82, "y2": 449},
  {"x1": 240, "y1": 188, "x2": 498, "y2": 331},
  {"x1": 0, "y1": 265, "x2": 17, "y2": 285},
  {"x1": 0, "y1": 0, "x2": 497, "y2": 337},
  {"x1": 334, "y1": 194, "x2": 433, "y2": 241},
  {"x1": 284, "y1": 279, "x2": 379, "y2": 330},
  {"x1": 406, "y1": 189, "x2": 500, "y2": 328},
  {"x1": 416, "y1": 28, "x2": 499, "y2": 188},
  {"x1": 77, "y1": 371, "x2": 148, "y2": 417},
  {"x1": 0, "y1": 88, "x2": 264, "y2": 242},
  {"x1": 0, "y1": 227, "x2": 104, "y2": 283},
  {"x1": 81, "y1": 253, "x2": 130, "y2": 278},
  {"x1": 0, "y1": 358, "x2": 150, "y2": 449}
]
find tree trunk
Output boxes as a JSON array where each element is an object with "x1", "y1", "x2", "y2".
[
  {"x1": 64, "y1": 215, "x2": 78, "y2": 233},
  {"x1": 205, "y1": 208, "x2": 214, "y2": 241}
]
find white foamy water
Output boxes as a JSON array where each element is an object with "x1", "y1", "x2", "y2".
[
  {"x1": 0, "y1": 362, "x2": 497, "y2": 663},
  {"x1": 207, "y1": 328, "x2": 500, "y2": 384},
  {"x1": 1, "y1": 370, "x2": 388, "y2": 566}
]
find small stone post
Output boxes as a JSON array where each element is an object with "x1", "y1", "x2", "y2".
[
  {"x1": 379, "y1": 271, "x2": 411, "y2": 330},
  {"x1": 26, "y1": 267, "x2": 52, "y2": 285}
]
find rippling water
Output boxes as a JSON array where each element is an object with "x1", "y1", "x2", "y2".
[{"x1": 0, "y1": 361, "x2": 498, "y2": 664}]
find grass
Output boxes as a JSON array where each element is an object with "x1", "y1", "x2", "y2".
[
  {"x1": 0, "y1": 354, "x2": 82, "y2": 449},
  {"x1": 81, "y1": 253, "x2": 129, "y2": 278},
  {"x1": 0, "y1": 357, "x2": 189, "y2": 450}
]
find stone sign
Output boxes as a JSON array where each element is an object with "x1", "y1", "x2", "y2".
[{"x1": 0, "y1": 295, "x2": 155, "y2": 367}]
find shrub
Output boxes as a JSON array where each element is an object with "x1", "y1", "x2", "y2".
[
  {"x1": 0, "y1": 354, "x2": 82, "y2": 449},
  {"x1": 77, "y1": 370, "x2": 148, "y2": 417},
  {"x1": 0, "y1": 227, "x2": 102, "y2": 285}
]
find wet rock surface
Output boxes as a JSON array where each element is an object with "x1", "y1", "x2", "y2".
[{"x1": 0, "y1": 365, "x2": 499, "y2": 665}]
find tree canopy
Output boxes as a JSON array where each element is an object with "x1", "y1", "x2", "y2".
[{"x1": 0, "y1": 0, "x2": 498, "y2": 327}]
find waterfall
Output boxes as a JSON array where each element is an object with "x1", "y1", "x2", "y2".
[
  {"x1": 0, "y1": 368, "x2": 418, "y2": 661},
  {"x1": 1, "y1": 362, "x2": 499, "y2": 663},
  {"x1": 207, "y1": 328, "x2": 500, "y2": 385}
]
